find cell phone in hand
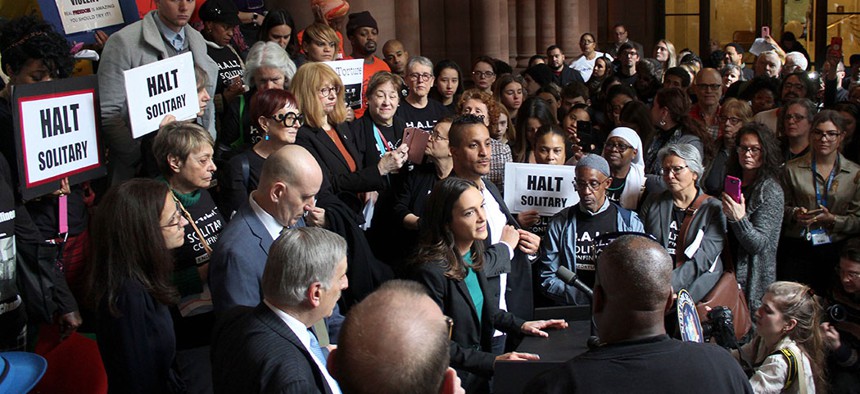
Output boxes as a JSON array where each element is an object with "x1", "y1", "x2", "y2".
[
  {"x1": 829, "y1": 37, "x2": 843, "y2": 60},
  {"x1": 576, "y1": 121, "x2": 598, "y2": 153},
  {"x1": 725, "y1": 175, "x2": 742, "y2": 203},
  {"x1": 402, "y1": 127, "x2": 430, "y2": 163},
  {"x1": 761, "y1": 26, "x2": 770, "y2": 38}
]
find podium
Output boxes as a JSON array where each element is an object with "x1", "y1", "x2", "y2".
[{"x1": 493, "y1": 306, "x2": 593, "y2": 394}]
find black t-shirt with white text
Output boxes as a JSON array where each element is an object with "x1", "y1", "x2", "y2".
[
  {"x1": 668, "y1": 207, "x2": 685, "y2": 259},
  {"x1": 395, "y1": 99, "x2": 452, "y2": 132},
  {"x1": 606, "y1": 176, "x2": 626, "y2": 205},
  {"x1": 574, "y1": 203, "x2": 619, "y2": 289}
]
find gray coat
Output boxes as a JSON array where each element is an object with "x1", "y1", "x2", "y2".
[
  {"x1": 98, "y1": 10, "x2": 217, "y2": 184},
  {"x1": 640, "y1": 190, "x2": 726, "y2": 302},
  {"x1": 730, "y1": 177, "x2": 783, "y2": 311}
]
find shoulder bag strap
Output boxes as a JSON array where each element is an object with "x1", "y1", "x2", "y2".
[
  {"x1": 674, "y1": 193, "x2": 710, "y2": 268},
  {"x1": 174, "y1": 195, "x2": 213, "y2": 257}
]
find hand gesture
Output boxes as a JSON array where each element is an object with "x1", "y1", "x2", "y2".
[
  {"x1": 521, "y1": 319, "x2": 569, "y2": 337},
  {"x1": 820, "y1": 322, "x2": 842, "y2": 349},
  {"x1": 305, "y1": 204, "x2": 326, "y2": 228},
  {"x1": 517, "y1": 229, "x2": 541, "y2": 255},
  {"x1": 499, "y1": 225, "x2": 520, "y2": 249},
  {"x1": 517, "y1": 209, "x2": 540, "y2": 227},
  {"x1": 377, "y1": 144, "x2": 408, "y2": 175},
  {"x1": 494, "y1": 351, "x2": 540, "y2": 364}
]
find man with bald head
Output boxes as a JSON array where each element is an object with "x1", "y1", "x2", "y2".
[
  {"x1": 329, "y1": 280, "x2": 464, "y2": 394},
  {"x1": 690, "y1": 68, "x2": 724, "y2": 139},
  {"x1": 210, "y1": 145, "x2": 327, "y2": 312},
  {"x1": 382, "y1": 39, "x2": 409, "y2": 76},
  {"x1": 530, "y1": 235, "x2": 753, "y2": 393}
]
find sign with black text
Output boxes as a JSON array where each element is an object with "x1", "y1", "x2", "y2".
[
  {"x1": 12, "y1": 76, "x2": 105, "y2": 200},
  {"x1": 37, "y1": 0, "x2": 139, "y2": 44},
  {"x1": 323, "y1": 59, "x2": 364, "y2": 109},
  {"x1": 503, "y1": 163, "x2": 579, "y2": 216},
  {"x1": 124, "y1": 52, "x2": 198, "y2": 138}
]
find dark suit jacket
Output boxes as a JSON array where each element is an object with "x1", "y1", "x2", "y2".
[
  {"x1": 211, "y1": 304, "x2": 333, "y2": 394},
  {"x1": 410, "y1": 260, "x2": 525, "y2": 393},
  {"x1": 482, "y1": 180, "x2": 535, "y2": 321},
  {"x1": 295, "y1": 123, "x2": 387, "y2": 199}
]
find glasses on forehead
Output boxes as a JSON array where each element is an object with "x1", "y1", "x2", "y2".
[
  {"x1": 318, "y1": 85, "x2": 340, "y2": 97},
  {"x1": 271, "y1": 112, "x2": 304, "y2": 127},
  {"x1": 162, "y1": 201, "x2": 184, "y2": 228}
]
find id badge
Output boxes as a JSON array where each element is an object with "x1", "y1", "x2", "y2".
[{"x1": 810, "y1": 228, "x2": 833, "y2": 245}]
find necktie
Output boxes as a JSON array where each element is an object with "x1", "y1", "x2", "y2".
[{"x1": 308, "y1": 329, "x2": 327, "y2": 367}]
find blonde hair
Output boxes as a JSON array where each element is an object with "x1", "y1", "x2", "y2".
[
  {"x1": 291, "y1": 62, "x2": 346, "y2": 127},
  {"x1": 302, "y1": 23, "x2": 340, "y2": 50},
  {"x1": 767, "y1": 281, "x2": 827, "y2": 393},
  {"x1": 720, "y1": 98, "x2": 753, "y2": 123}
]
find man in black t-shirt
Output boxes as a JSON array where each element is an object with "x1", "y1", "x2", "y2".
[{"x1": 530, "y1": 235, "x2": 754, "y2": 394}]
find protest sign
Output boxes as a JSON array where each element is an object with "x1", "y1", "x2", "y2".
[
  {"x1": 37, "y1": 0, "x2": 139, "y2": 43},
  {"x1": 503, "y1": 163, "x2": 579, "y2": 216},
  {"x1": 12, "y1": 75, "x2": 105, "y2": 200},
  {"x1": 123, "y1": 52, "x2": 198, "y2": 138},
  {"x1": 323, "y1": 59, "x2": 364, "y2": 109}
]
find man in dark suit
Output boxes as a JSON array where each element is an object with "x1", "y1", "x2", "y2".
[
  {"x1": 330, "y1": 280, "x2": 465, "y2": 394},
  {"x1": 529, "y1": 235, "x2": 753, "y2": 393},
  {"x1": 448, "y1": 114, "x2": 541, "y2": 350},
  {"x1": 210, "y1": 145, "x2": 326, "y2": 313},
  {"x1": 211, "y1": 227, "x2": 348, "y2": 394}
]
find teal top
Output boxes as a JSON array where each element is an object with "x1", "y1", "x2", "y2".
[
  {"x1": 462, "y1": 250, "x2": 484, "y2": 324},
  {"x1": 157, "y1": 175, "x2": 201, "y2": 206}
]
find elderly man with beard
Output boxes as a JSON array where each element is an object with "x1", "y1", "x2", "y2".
[
  {"x1": 538, "y1": 154, "x2": 644, "y2": 306},
  {"x1": 396, "y1": 56, "x2": 453, "y2": 131},
  {"x1": 754, "y1": 71, "x2": 818, "y2": 134},
  {"x1": 345, "y1": 11, "x2": 390, "y2": 119}
]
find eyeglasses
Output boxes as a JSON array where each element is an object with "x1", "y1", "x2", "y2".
[
  {"x1": 736, "y1": 146, "x2": 762, "y2": 155},
  {"x1": 472, "y1": 71, "x2": 495, "y2": 79},
  {"x1": 161, "y1": 201, "x2": 184, "y2": 228},
  {"x1": 318, "y1": 85, "x2": 340, "y2": 97},
  {"x1": 409, "y1": 73, "x2": 433, "y2": 82},
  {"x1": 444, "y1": 315, "x2": 454, "y2": 339},
  {"x1": 718, "y1": 116, "x2": 743, "y2": 125},
  {"x1": 573, "y1": 178, "x2": 608, "y2": 192},
  {"x1": 623, "y1": 51, "x2": 639, "y2": 58},
  {"x1": 783, "y1": 82, "x2": 805, "y2": 91},
  {"x1": 785, "y1": 113, "x2": 807, "y2": 122},
  {"x1": 812, "y1": 129, "x2": 843, "y2": 140},
  {"x1": 604, "y1": 142, "x2": 633, "y2": 153},
  {"x1": 430, "y1": 130, "x2": 448, "y2": 141},
  {"x1": 697, "y1": 84, "x2": 722, "y2": 91},
  {"x1": 660, "y1": 165, "x2": 689, "y2": 176},
  {"x1": 271, "y1": 112, "x2": 304, "y2": 127},
  {"x1": 837, "y1": 267, "x2": 860, "y2": 280}
]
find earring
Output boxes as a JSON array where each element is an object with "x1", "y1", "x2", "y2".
[
  {"x1": 659, "y1": 118, "x2": 667, "y2": 127},
  {"x1": 264, "y1": 133, "x2": 270, "y2": 141}
]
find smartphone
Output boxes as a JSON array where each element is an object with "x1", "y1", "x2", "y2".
[
  {"x1": 829, "y1": 37, "x2": 844, "y2": 60},
  {"x1": 725, "y1": 175, "x2": 742, "y2": 203},
  {"x1": 576, "y1": 121, "x2": 598, "y2": 153},
  {"x1": 403, "y1": 127, "x2": 430, "y2": 163},
  {"x1": 761, "y1": 26, "x2": 770, "y2": 38}
]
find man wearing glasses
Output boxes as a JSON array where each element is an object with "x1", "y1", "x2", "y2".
[
  {"x1": 690, "y1": 68, "x2": 724, "y2": 140},
  {"x1": 616, "y1": 43, "x2": 640, "y2": 88},
  {"x1": 396, "y1": 56, "x2": 453, "y2": 132},
  {"x1": 754, "y1": 71, "x2": 818, "y2": 135},
  {"x1": 538, "y1": 154, "x2": 644, "y2": 306}
]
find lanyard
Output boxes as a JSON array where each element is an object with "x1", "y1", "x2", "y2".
[
  {"x1": 372, "y1": 123, "x2": 394, "y2": 157},
  {"x1": 811, "y1": 155, "x2": 839, "y2": 209}
]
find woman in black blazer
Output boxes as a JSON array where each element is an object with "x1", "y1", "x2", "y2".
[
  {"x1": 292, "y1": 62, "x2": 407, "y2": 210},
  {"x1": 409, "y1": 178, "x2": 566, "y2": 393}
]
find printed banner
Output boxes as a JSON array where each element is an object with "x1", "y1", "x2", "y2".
[
  {"x1": 503, "y1": 163, "x2": 579, "y2": 216},
  {"x1": 55, "y1": 0, "x2": 124, "y2": 35},
  {"x1": 123, "y1": 52, "x2": 198, "y2": 138},
  {"x1": 323, "y1": 59, "x2": 364, "y2": 109},
  {"x1": 12, "y1": 75, "x2": 105, "y2": 200}
]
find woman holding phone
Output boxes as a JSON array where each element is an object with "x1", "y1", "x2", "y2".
[
  {"x1": 780, "y1": 110, "x2": 860, "y2": 294},
  {"x1": 720, "y1": 123, "x2": 784, "y2": 311}
]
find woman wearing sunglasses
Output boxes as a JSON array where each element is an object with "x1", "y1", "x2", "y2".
[
  {"x1": 780, "y1": 110, "x2": 860, "y2": 295},
  {"x1": 640, "y1": 143, "x2": 726, "y2": 303},
  {"x1": 221, "y1": 89, "x2": 303, "y2": 217}
]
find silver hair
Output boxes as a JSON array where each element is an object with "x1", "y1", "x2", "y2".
[
  {"x1": 657, "y1": 143, "x2": 704, "y2": 184},
  {"x1": 244, "y1": 41, "x2": 297, "y2": 89},
  {"x1": 784, "y1": 51, "x2": 808, "y2": 71},
  {"x1": 261, "y1": 227, "x2": 347, "y2": 306},
  {"x1": 720, "y1": 64, "x2": 745, "y2": 82},
  {"x1": 758, "y1": 50, "x2": 782, "y2": 68},
  {"x1": 407, "y1": 56, "x2": 434, "y2": 73}
]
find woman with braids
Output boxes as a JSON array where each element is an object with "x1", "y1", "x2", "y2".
[
  {"x1": 735, "y1": 281, "x2": 826, "y2": 393},
  {"x1": 86, "y1": 179, "x2": 188, "y2": 393},
  {"x1": 409, "y1": 177, "x2": 567, "y2": 393}
]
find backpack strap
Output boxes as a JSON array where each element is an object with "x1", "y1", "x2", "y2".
[
  {"x1": 674, "y1": 192, "x2": 710, "y2": 268},
  {"x1": 775, "y1": 347, "x2": 800, "y2": 391}
]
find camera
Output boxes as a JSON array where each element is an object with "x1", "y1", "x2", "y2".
[
  {"x1": 701, "y1": 306, "x2": 737, "y2": 349},
  {"x1": 827, "y1": 304, "x2": 847, "y2": 322}
]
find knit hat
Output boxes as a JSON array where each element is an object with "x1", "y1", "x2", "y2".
[
  {"x1": 607, "y1": 127, "x2": 644, "y2": 166},
  {"x1": 199, "y1": 0, "x2": 241, "y2": 26},
  {"x1": 313, "y1": 0, "x2": 350, "y2": 21},
  {"x1": 577, "y1": 154, "x2": 610, "y2": 177},
  {"x1": 346, "y1": 11, "x2": 377, "y2": 36}
]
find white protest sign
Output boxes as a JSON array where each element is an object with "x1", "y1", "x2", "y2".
[
  {"x1": 18, "y1": 89, "x2": 100, "y2": 187},
  {"x1": 503, "y1": 163, "x2": 579, "y2": 216},
  {"x1": 323, "y1": 59, "x2": 364, "y2": 109},
  {"x1": 124, "y1": 52, "x2": 198, "y2": 138},
  {"x1": 55, "y1": 0, "x2": 124, "y2": 35}
]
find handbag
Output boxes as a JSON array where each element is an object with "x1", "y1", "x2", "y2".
[{"x1": 675, "y1": 194, "x2": 752, "y2": 341}]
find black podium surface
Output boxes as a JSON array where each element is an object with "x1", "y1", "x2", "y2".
[{"x1": 493, "y1": 306, "x2": 593, "y2": 394}]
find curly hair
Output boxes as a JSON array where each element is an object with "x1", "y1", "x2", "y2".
[
  {"x1": 457, "y1": 88, "x2": 500, "y2": 128},
  {"x1": 0, "y1": 16, "x2": 73, "y2": 79}
]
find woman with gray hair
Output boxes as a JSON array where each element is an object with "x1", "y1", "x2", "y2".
[
  {"x1": 219, "y1": 41, "x2": 297, "y2": 154},
  {"x1": 640, "y1": 143, "x2": 727, "y2": 302}
]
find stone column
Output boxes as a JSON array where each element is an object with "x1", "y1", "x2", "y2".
[
  {"x1": 516, "y1": 0, "x2": 536, "y2": 68},
  {"x1": 556, "y1": 0, "x2": 579, "y2": 57},
  {"x1": 535, "y1": 0, "x2": 555, "y2": 52},
  {"x1": 394, "y1": 0, "x2": 421, "y2": 56},
  {"x1": 508, "y1": 1, "x2": 517, "y2": 66},
  {"x1": 470, "y1": 0, "x2": 502, "y2": 58}
]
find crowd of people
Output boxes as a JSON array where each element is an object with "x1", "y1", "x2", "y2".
[{"x1": 2, "y1": 0, "x2": 860, "y2": 393}]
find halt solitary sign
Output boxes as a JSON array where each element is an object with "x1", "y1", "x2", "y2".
[
  {"x1": 12, "y1": 75, "x2": 105, "y2": 200},
  {"x1": 503, "y1": 163, "x2": 579, "y2": 216},
  {"x1": 124, "y1": 52, "x2": 198, "y2": 138}
]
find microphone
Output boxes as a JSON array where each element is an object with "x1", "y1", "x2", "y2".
[
  {"x1": 586, "y1": 336, "x2": 602, "y2": 350},
  {"x1": 557, "y1": 266, "x2": 594, "y2": 300}
]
